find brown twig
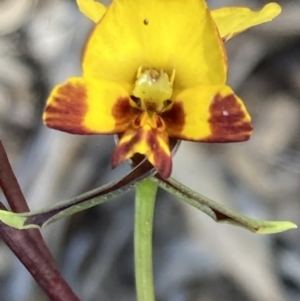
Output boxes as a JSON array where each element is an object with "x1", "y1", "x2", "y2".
[
  {"x1": 0, "y1": 141, "x2": 80, "y2": 301},
  {"x1": 0, "y1": 141, "x2": 52, "y2": 261}
]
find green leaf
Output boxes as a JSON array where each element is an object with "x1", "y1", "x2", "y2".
[
  {"x1": 154, "y1": 176, "x2": 297, "y2": 234},
  {"x1": 0, "y1": 210, "x2": 31, "y2": 229},
  {"x1": 0, "y1": 158, "x2": 155, "y2": 229}
]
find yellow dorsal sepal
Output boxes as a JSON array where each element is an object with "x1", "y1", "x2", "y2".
[{"x1": 77, "y1": 0, "x2": 107, "y2": 23}]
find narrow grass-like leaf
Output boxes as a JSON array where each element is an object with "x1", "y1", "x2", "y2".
[
  {"x1": 154, "y1": 176, "x2": 297, "y2": 234},
  {"x1": 0, "y1": 158, "x2": 155, "y2": 229}
]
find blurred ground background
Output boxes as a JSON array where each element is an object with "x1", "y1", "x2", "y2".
[{"x1": 0, "y1": 0, "x2": 300, "y2": 300}]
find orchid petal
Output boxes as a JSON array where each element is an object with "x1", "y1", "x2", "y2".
[
  {"x1": 77, "y1": 0, "x2": 107, "y2": 23},
  {"x1": 211, "y1": 3, "x2": 281, "y2": 42},
  {"x1": 113, "y1": 126, "x2": 172, "y2": 179},
  {"x1": 164, "y1": 85, "x2": 252, "y2": 142},
  {"x1": 83, "y1": 0, "x2": 226, "y2": 89},
  {"x1": 44, "y1": 77, "x2": 135, "y2": 134}
]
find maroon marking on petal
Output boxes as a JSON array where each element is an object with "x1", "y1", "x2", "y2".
[
  {"x1": 132, "y1": 115, "x2": 142, "y2": 128},
  {"x1": 112, "y1": 97, "x2": 139, "y2": 130},
  {"x1": 112, "y1": 129, "x2": 143, "y2": 168},
  {"x1": 146, "y1": 131, "x2": 172, "y2": 179},
  {"x1": 155, "y1": 115, "x2": 165, "y2": 131},
  {"x1": 112, "y1": 97, "x2": 132, "y2": 119},
  {"x1": 44, "y1": 82, "x2": 89, "y2": 134},
  {"x1": 161, "y1": 102, "x2": 185, "y2": 134},
  {"x1": 112, "y1": 97, "x2": 135, "y2": 129},
  {"x1": 205, "y1": 93, "x2": 253, "y2": 142}
]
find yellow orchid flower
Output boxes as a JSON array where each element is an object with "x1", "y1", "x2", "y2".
[{"x1": 43, "y1": 0, "x2": 281, "y2": 179}]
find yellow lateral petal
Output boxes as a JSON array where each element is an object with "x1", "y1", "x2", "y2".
[
  {"x1": 77, "y1": 0, "x2": 107, "y2": 23},
  {"x1": 163, "y1": 85, "x2": 252, "y2": 142},
  {"x1": 112, "y1": 125, "x2": 172, "y2": 179},
  {"x1": 43, "y1": 77, "x2": 135, "y2": 134},
  {"x1": 83, "y1": 0, "x2": 226, "y2": 89},
  {"x1": 211, "y1": 3, "x2": 281, "y2": 42}
]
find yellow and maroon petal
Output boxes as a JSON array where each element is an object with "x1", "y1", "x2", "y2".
[
  {"x1": 77, "y1": 0, "x2": 107, "y2": 23},
  {"x1": 83, "y1": 0, "x2": 226, "y2": 89},
  {"x1": 43, "y1": 77, "x2": 135, "y2": 135},
  {"x1": 112, "y1": 126, "x2": 172, "y2": 179},
  {"x1": 163, "y1": 85, "x2": 252, "y2": 142},
  {"x1": 211, "y1": 3, "x2": 281, "y2": 42}
]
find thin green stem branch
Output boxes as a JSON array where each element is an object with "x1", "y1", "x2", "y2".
[{"x1": 134, "y1": 178, "x2": 158, "y2": 301}]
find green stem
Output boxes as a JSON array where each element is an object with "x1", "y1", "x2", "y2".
[{"x1": 134, "y1": 178, "x2": 158, "y2": 301}]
